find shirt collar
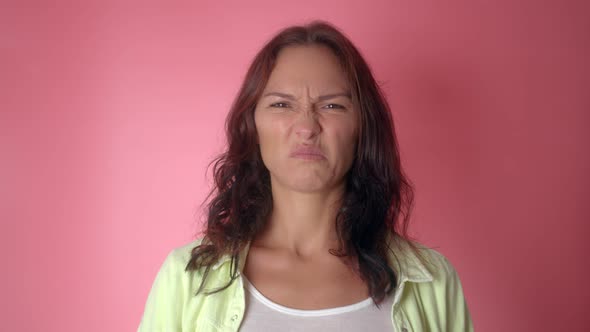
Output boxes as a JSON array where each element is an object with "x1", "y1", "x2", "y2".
[
  {"x1": 211, "y1": 240, "x2": 251, "y2": 271},
  {"x1": 387, "y1": 236, "x2": 434, "y2": 284}
]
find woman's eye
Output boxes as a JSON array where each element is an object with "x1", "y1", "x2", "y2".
[
  {"x1": 270, "y1": 102, "x2": 290, "y2": 108},
  {"x1": 323, "y1": 104, "x2": 345, "y2": 110}
]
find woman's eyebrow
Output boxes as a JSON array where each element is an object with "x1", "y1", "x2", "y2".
[
  {"x1": 262, "y1": 92, "x2": 297, "y2": 100},
  {"x1": 262, "y1": 92, "x2": 352, "y2": 101},
  {"x1": 317, "y1": 92, "x2": 352, "y2": 101}
]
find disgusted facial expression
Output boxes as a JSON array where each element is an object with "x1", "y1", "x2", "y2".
[{"x1": 254, "y1": 45, "x2": 359, "y2": 194}]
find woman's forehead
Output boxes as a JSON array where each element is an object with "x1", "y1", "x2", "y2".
[{"x1": 269, "y1": 46, "x2": 349, "y2": 83}]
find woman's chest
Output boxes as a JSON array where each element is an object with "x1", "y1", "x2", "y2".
[
  {"x1": 185, "y1": 275, "x2": 433, "y2": 332},
  {"x1": 243, "y1": 250, "x2": 368, "y2": 310}
]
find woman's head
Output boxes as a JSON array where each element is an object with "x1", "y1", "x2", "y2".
[
  {"x1": 225, "y1": 21, "x2": 405, "y2": 200},
  {"x1": 254, "y1": 44, "x2": 358, "y2": 194},
  {"x1": 190, "y1": 21, "x2": 415, "y2": 303}
]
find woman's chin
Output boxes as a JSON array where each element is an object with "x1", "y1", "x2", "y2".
[{"x1": 283, "y1": 178, "x2": 332, "y2": 193}]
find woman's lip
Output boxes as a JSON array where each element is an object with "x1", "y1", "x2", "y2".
[
  {"x1": 289, "y1": 146, "x2": 326, "y2": 160},
  {"x1": 291, "y1": 153, "x2": 326, "y2": 160}
]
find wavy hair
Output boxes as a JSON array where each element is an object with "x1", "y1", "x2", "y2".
[{"x1": 186, "y1": 21, "x2": 418, "y2": 305}]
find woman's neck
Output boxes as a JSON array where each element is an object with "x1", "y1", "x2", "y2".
[{"x1": 254, "y1": 181, "x2": 345, "y2": 257}]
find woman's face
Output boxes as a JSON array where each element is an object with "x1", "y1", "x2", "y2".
[{"x1": 254, "y1": 45, "x2": 358, "y2": 194}]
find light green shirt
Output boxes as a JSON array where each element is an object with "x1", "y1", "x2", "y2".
[{"x1": 138, "y1": 237, "x2": 474, "y2": 331}]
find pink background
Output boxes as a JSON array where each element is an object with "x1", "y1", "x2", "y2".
[{"x1": 2, "y1": 1, "x2": 589, "y2": 331}]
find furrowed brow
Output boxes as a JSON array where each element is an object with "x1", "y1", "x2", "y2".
[
  {"x1": 317, "y1": 92, "x2": 352, "y2": 102},
  {"x1": 262, "y1": 92, "x2": 296, "y2": 100},
  {"x1": 262, "y1": 92, "x2": 351, "y2": 101}
]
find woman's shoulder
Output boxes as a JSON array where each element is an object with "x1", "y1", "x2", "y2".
[
  {"x1": 158, "y1": 237, "x2": 207, "y2": 276},
  {"x1": 391, "y1": 238, "x2": 474, "y2": 331},
  {"x1": 166, "y1": 237, "x2": 204, "y2": 262},
  {"x1": 389, "y1": 237, "x2": 461, "y2": 283},
  {"x1": 137, "y1": 237, "x2": 208, "y2": 331}
]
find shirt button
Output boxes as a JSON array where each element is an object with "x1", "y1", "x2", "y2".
[{"x1": 230, "y1": 314, "x2": 239, "y2": 322}]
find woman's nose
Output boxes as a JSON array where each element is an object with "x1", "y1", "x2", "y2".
[{"x1": 294, "y1": 110, "x2": 321, "y2": 139}]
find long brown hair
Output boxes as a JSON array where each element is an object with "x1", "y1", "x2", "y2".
[{"x1": 187, "y1": 21, "x2": 417, "y2": 305}]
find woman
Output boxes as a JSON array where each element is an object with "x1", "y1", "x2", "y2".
[{"x1": 138, "y1": 21, "x2": 474, "y2": 332}]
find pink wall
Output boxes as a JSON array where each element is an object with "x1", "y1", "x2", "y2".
[{"x1": 2, "y1": 1, "x2": 589, "y2": 331}]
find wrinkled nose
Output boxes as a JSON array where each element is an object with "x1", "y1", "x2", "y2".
[{"x1": 294, "y1": 111, "x2": 321, "y2": 140}]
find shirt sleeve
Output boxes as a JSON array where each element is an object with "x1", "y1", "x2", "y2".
[
  {"x1": 137, "y1": 250, "x2": 185, "y2": 332},
  {"x1": 440, "y1": 256, "x2": 474, "y2": 332}
]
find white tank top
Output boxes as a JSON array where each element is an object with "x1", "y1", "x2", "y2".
[{"x1": 239, "y1": 275, "x2": 395, "y2": 331}]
